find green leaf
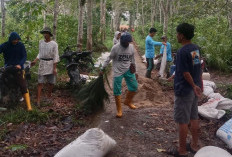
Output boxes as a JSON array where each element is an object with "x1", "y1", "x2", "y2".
[{"x1": 8, "y1": 144, "x2": 28, "y2": 152}]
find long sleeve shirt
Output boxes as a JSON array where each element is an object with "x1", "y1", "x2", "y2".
[
  {"x1": 0, "y1": 42, "x2": 27, "y2": 69},
  {"x1": 160, "y1": 42, "x2": 172, "y2": 62},
  {"x1": 37, "y1": 40, "x2": 60, "y2": 75},
  {"x1": 145, "y1": 35, "x2": 163, "y2": 59},
  {"x1": 103, "y1": 43, "x2": 136, "y2": 77}
]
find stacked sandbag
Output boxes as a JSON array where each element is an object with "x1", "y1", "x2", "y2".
[
  {"x1": 55, "y1": 128, "x2": 116, "y2": 157},
  {"x1": 198, "y1": 80, "x2": 231, "y2": 119}
]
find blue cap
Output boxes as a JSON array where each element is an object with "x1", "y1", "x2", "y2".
[{"x1": 120, "y1": 32, "x2": 132, "y2": 43}]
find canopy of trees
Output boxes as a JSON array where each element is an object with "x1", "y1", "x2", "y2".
[{"x1": 0, "y1": 0, "x2": 232, "y2": 71}]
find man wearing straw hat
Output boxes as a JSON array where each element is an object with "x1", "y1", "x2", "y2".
[{"x1": 31, "y1": 27, "x2": 60, "y2": 106}]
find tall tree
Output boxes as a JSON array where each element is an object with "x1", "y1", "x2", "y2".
[
  {"x1": 100, "y1": 0, "x2": 106, "y2": 42},
  {"x1": 141, "y1": 0, "x2": 144, "y2": 34},
  {"x1": 161, "y1": 0, "x2": 170, "y2": 35},
  {"x1": 78, "y1": 0, "x2": 85, "y2": 51},
  {"x1": 151, "y1": 0, "x2": 157, "y2": 27},
  {"x1": 159, "y1": 0, "x2": 162, "y2": 24},
  {"x1": 86, "y1": 0, "x2": 93, "y2": 51},
  {"x1": 43, "y1": 0, "x2": 47, "y2": 28},
  {"x1": 1, "y1": 0, "x2": 5, "y2": 37},
  {"x1": 53, "y1": 0, "x2": 59, "y2": 41}
]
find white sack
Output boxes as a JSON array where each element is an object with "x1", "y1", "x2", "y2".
[
  {"x1": 194, "y1": 146, "x2": 232, "y2": 157},
  {"x1": 201, "y1": 98, "x2": 221, "y2": 109},
  {"x1": 202, "y1": 72, "x2": 211, "y2": 80},
  {"x1": 55, "y1": 128, "x2": 116, "y2": 157},
  {"x1": 208, "y1": 93, "x2": 224, "y2": 99},
  {"x1": 203, "y1": 80, "x2": 216, "y2": 89},
  {"x1": 217, "y1": 118, "x2": 232, "y2": 149},
  {"x1": 159, "y1": 46, "x2": 167, "y2": 78},
  {"x1": 198, "y1": 106, "x2": 225, "y2": 119},
  {"x1": 203, "y1": 86, "x2": 214, "y2": 96},
  {"x1": 217, "y1": 98, "x2": 232, "y2": 111}
]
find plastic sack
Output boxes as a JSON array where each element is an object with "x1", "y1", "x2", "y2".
[
  {"x1": 217, "y1": 118, "x2": 232, "y2": 149},
  {"x1": 203, "y1": 80, "x2": 216, "y2": 89},
  {"x1": 203, "y1": 86, "x2": 214, "y2": 96},
  {"x1": 208, "y1": 93, "x2": 224, "y2": 99},
  {"x1": 142, "y1": 55, "x2": 147, "y2": 63},
  {"x1": 201, "y1": 98, "x2": 221, "y2": 109},
  {"x1": 159, "y1": 46, "x2": 167, "y2": 78},
  {"x1": 217, "y1": 98, "x2": 232, "y2": 111},
  {"x1": 94, "y1": 52, "x2": 110, "y2": 68},
  {"x1": 154, "y1": 59, "x2": 160, "y2": 65},
  {"x1": 55, "y1": 128, "x2": 116, "y2": 157},
  {"x1": 194, "y1": 146, "x2": 232, "y2": 157},
  {"x1": 198, "y1": 106, "x2": 225, "y2": 119},
  {"x1": 202, "y1": 72, "x2": 211, "y2": 80}
]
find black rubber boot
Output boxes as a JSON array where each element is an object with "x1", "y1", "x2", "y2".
[{"x1": 145, "y1": 70, "x2": 151, "y2": 78}]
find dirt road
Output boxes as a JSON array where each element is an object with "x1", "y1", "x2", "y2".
[
  {"x1": 95, "y1": 43, "x2": 230, "y2": 157},
  {"x1": 95, "y1": 44, "x2": 176, "y2": 157}
]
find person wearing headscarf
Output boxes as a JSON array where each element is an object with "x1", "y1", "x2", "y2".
[
  {"x1": 113, "y1": 31, "x2": 121, "y2": 45},
  {"x1": 0, "y1": 32, "x2": 32, "y2": 111}
]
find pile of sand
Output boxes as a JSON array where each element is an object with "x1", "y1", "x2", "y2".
[{"x1": 121, "y1": 76, "x2": 166, "y2": 108}]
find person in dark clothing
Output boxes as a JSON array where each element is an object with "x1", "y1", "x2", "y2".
[
  {"x1": 168, "y1": 23, "x2": 202, "y2": 157},
  {"x1": 0, "y1": 32, "x2": 32, "y2": 111}
]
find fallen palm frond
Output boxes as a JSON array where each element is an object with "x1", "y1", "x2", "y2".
[{"x1": 77, "y1": 73, "x2": 110, "y2": 114}]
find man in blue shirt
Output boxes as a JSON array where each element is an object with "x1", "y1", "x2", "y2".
[
  {"x1": 0, "y1": 32, "x2": 32, "y2": 111},
  {"x1": 145, "y1": 28, "x2": 165, "y2": 78},
  {"x1": 156, "y1": 36, "x2": 172, "y2": 78},
  {"x1": 168, "y1": 23, "x2": 202, "y2": 157}
]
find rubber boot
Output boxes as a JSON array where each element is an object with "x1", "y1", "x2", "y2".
[
  {"x1": 145, "y1": 70, "x2": 151, "y2": 78},
  {"x1": 23, "y1": 93, "x2": 32, "y2": 111},
  {"x1": 124, "y1": 91, "x2": 137, "y2": 109},
  {"x1": 115, "y1": 96, "x2": 122, "y2": 118}
]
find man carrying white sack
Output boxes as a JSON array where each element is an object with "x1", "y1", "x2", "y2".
[{"x1": 101, "y1": 33, "x2": 138, "y2": 118}]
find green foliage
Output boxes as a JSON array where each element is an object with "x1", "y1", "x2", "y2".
[{"x1": 76, "y1": 75, "x2": 109, "y2": 115}]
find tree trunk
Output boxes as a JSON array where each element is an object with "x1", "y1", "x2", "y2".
[
  {"x1": 78, "y1": 0, "x2": 85, "y2": 51},
  {"x1": 53, "y1": 0, "x2": 59, "y2": 41},
  {"x1": 100, "y1": 0, "x2": 106, "y2": 42},
  {"x1": 161, "y1": 0, "x2": 170, "y2": 35},
  {"x1": 1, "y1": 0, "x2": 5, "y2": 37},
  {"x1": 86, "y1": 0, "x2": 93, "y2": 51},
  {"x1": 43, "y1": 0, "x2": 47, "y2": 28},
  {"x1": 229, "y1": 13, "x2": 232, "y2": 30},
  {"x1": 141, "y1": 0, "x2": 144, "y2": 34},
  {"x1": 135, "y1": 0, "x2": 139, "y2": 28},
  {"x1": 129, "y1": 10, "x2": 135, "y2": 31},
  {"x1": 151, "y1": 0, "x2": 157, "y2": 27},
  {"x1": 114, "y1": 8, "x2": 121, "y2": 31},
  {"x1": 159, "y1": 0, "x2": 162, "y2": 24}
]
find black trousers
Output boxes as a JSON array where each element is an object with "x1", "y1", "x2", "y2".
[{"x1": 3, "y1": 69, "x2": 28, "y2": 94}]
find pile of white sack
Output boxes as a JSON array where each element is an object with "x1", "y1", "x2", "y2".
[
  {"x1": 94, "y1": 52, "x2": 111, "y2": 68},
  {"x1": 198, "y1": 80, "x2": 232, "y2": 119}
]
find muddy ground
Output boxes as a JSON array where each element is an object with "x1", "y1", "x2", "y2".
[{"x1": 0, "y1": 42, "x2": 232, "y2": 157}]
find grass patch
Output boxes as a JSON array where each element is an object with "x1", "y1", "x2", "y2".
[{"x1": 0, "y1": 107, "x2": 51, "y2": 125}]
